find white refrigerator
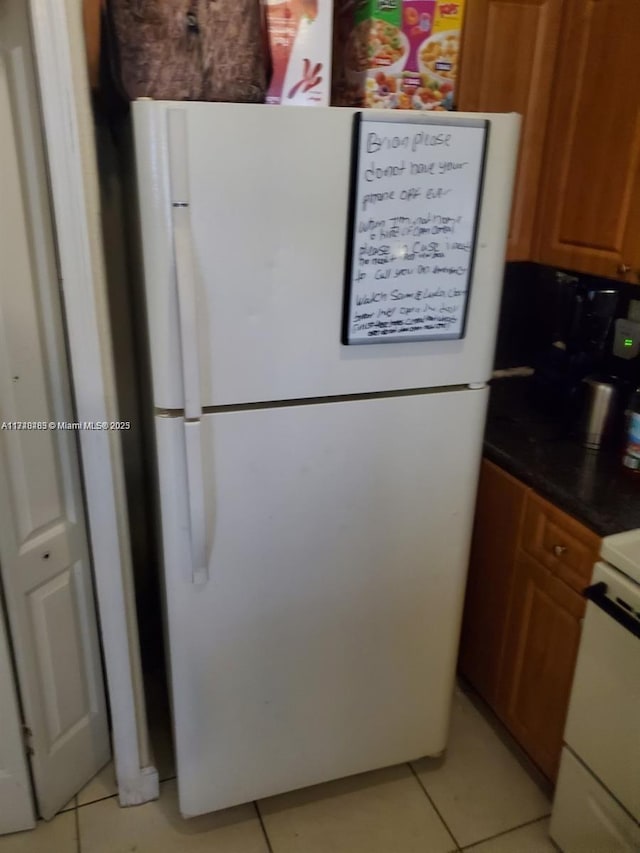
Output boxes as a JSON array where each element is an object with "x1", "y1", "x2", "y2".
[{"x1": 132, "y1": 102, "x2": 519, "y2": 817}]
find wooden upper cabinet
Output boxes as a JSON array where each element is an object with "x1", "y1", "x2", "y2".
[
  {"x1": 457, "y1": 0, "x2": 564, "y2": 260},
  {"x1": 535, "y1": 0, "x2": 640, "y2": 280},
  {"x1": 83, "y1": 0, "x2": 103, "y2": 91}
]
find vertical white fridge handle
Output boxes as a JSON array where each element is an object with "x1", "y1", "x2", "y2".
[
  {"x1": 168, "y1": 109, "x2": 208, "y2": 583},
  {"x1": 171, "y1": 203, "x2": 201, "y2": 421},
  {"x1": 168, "y1": 108, "x2": 201, "y2": 421},
  {"x1": 174, "y1": 226, "x2": 209, "y2": 582},
  {"x1": 184, "y1": 421, "x2": 208, "y2": 585}
]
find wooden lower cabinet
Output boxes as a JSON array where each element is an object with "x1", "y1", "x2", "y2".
[
  {"x1": 459, "y1": 458, "x2": 600, "y2": 783},
  {"x1": 495, "y1": 551, "x2": 585, "y2": 782},
  {"x1": 458, "y1": 460, "x2": 527, "y2": 706}
]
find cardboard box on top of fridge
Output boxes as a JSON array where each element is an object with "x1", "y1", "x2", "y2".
[
  {"x1": 332, "y1": 0, "x2": 464, "y2": 110},
  {"x1": 264, "y1": 1, "x2": 333, "y2": 105}
]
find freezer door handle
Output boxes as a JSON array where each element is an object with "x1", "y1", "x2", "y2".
[
  {"x1": 583, "y1": 581, "x2": 640, "y2": 639},
  {"x1": 172, "y1": 207, "x2": 202, "y2": 421},
  {"x1": 168, "y1": 108, "x2": 201, "y2": 421},
  {"x1": 184, "y1": 420, "x2": 208, "y2": 584}
]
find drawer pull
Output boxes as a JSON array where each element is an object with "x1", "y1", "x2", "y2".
[{"x1": 553, "y1": 544, "x2": 567, "y2": 557}]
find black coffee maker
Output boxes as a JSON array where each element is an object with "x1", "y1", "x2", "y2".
[{"x1": 530, "y1": 274, "x2": 619, "y2": 426}]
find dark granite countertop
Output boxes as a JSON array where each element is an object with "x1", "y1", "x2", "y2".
[{"x1": 484, "y1": 378, "x2": 640, "y2": 538}]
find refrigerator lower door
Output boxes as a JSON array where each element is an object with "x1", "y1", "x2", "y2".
[{"x1": 155, "y1": 388, "x2": 487, "y2": 817}]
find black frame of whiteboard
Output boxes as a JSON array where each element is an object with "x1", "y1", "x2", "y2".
[{"x1": 341, "y1": 112, "x2": 490, "y2": 346}]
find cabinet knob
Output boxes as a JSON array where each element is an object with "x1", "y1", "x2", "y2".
[
  {"x1": 553, "y1": 544, "x2": 567, "y2": 557},
  {"x1": 618, "y1": 264, "x2": 631, "y2": 274}
]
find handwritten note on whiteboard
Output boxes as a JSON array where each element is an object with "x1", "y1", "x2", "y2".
[{"x1": 342, "y1": 114, "x2": 488, "y2": 345}]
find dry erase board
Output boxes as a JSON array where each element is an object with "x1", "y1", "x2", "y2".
[{"x1": 342, "y1": 114, "x2": 488, "y2": 345}]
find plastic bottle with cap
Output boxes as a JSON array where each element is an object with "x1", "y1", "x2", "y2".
[{"x1": 622, "y1": 385, "x2": 640, "y2": 473}]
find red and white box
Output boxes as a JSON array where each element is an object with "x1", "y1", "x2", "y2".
[{"x1": 264, "y1": 1, "x2": 333, "y2": 106}]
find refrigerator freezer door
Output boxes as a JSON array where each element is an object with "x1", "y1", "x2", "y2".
[
  {"x1": 134, "y1": 103, "x2": 519, "y2": 409},
  {"x1": 155, "y1": 387, "x2": 487, "y2": 817}
]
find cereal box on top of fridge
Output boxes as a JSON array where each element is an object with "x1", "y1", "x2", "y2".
[
  {"x1": 332, "y1": 0, "x2": 464, "y2": 111},
  {"x1": 264, "y1": 1, "x2": 333, "y2": 105}
]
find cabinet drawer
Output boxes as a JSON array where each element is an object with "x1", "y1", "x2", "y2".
[{"x1": 520, "y1": 492, "x2": 600, "y2": 593}]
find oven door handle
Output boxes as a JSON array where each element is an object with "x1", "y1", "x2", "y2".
[{"x1": 583, "y1": 581, "x2": 640, "y2": 639}]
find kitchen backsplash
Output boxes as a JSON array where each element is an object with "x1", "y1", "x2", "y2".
[{"x1": 494, "y1": 262, "x2": 640, "y2": 385}]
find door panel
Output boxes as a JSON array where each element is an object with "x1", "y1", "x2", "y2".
[
  {"x1": 134, "y1": 102, "x2": 519, "y2": 408},
  {"x1": 0, "y1": 601, "x2": 35, "y2": 834},
  {"x1": 29, "y1": 564, "x2": 93, "y2": 745},
  {"x1": 0, "y1": 0, "x2": 110, "y2": 821},
  {"x1": 156, "y1": 388, "x2": 487, "y2": 816}
]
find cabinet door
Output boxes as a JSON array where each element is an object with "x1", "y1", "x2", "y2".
[
  {"x1": 497, "y1": 551, "x2": 585, "y2": 781},
  {"x1": 457, "y1": 0, "x2": 564, "y2": 260},
  {"x1": 458, "y1": 460, "x2": 528, "y2": 706},
  {"x1": 535, "y1": 0, "x2": 640, "y2": 280}
]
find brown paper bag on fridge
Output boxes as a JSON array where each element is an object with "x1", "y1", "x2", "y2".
[{"x1": 106, "y1": 0, "x2": 266, "y2": 103}]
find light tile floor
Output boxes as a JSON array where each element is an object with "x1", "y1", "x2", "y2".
[{"x1": 1, "y1": 685, "x2": 557, "y2": 853}]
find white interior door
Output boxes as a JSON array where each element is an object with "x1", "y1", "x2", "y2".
[
  {"x1": 0, "y1": 600, "x2": 35, "y2": 834},
  {"x1": 0, "y1": 0, "x2": 110, "y2": 823}
]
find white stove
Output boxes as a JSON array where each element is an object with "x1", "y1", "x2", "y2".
[
  {"x1": 601, "y1": 530, "x2": 640, "y2": 585},
  {"x1": 550, "y1": 530, "x2": 640, "y2": 852}
]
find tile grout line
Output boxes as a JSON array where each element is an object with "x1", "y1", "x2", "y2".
[
  {"x1": 76, "y1": 792, "x2": 118, "y2": 810},
  {"x1": 460, "y1": 813, "x2": 552, "y2": 851},
  {"x1": 408, "y1": 763, "x2": 463, "y2": 852},
  {"x1": 253, "y1": 801, "x2": 275, "y2": 853},
  {"x1": 75, "y1": 772, "x2": 176, "y2": 811},
  {"x1": 74, "y1": 801, "x2": 82, "y2": 853}
]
